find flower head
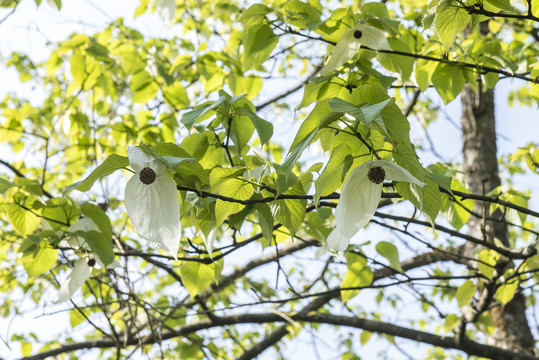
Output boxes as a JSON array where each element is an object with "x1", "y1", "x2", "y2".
[
  {"x1": 327, "y1": 160, "x2": 425, "y2": 251},
  {"x1": 124, "y1": 145, "x2": 181, "y2": 257}
]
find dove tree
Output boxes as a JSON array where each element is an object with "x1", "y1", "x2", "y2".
[{"x1": 1, "y1": 0, "x2": 539, "y2": 359}]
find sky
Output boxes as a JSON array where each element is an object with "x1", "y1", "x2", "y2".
[{"x1": 1, "y1": 0, "x2": 539, "y2": 359}]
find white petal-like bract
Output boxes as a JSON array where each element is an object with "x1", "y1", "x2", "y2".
[
  {"x1": 321, "y1": 24, "x2": 391, "y2": 76},
  {"x1": 125, "y1": 146, "x2": 181, "y2": 257},
  {"x1": 375, "y1": 160, "x2": 425, "y2": 186},
  {"x1": 57, "y1": 259, "x2": 91, "y2": 303},
  {"x1": 327, "y1": 160, "x2": 425, "y2": 251}
]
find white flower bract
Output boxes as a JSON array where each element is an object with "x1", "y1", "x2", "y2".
[
  {"x1": 327, "y1": 160, "x2": 425, "y2": 251},
  {"x1": 320, "y1": 24, "x2": 391, "y2": 76},
  {"x1": 124, "y1": 145, "x2": 181, "y2": 257}
]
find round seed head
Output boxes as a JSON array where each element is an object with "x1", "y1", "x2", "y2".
[
  {"x1": 139, "y1": 167, "x2": 157, "y2": 185},
  {"x1": 87, "y1": 258, "x2": 96, "y2": 267},
  {"x1": 367, "y1": 165, "x2": 385, "y2": 184},
  {"x1": 353, "y1": 30, "x2": 363, "y2": 39}
]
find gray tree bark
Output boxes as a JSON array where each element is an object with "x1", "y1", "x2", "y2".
[{"x1": 461, "y1": 83, "x2": 535, "y2": 354}]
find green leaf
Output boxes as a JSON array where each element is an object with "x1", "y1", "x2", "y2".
[
  {"x1": 209, "y1": 167, "x2": 246, "y2": 192},
  {"x1": 276, "y1": 181, "x2": 307, "y2": 234},
  {"x1": 415, "y1": 58, "x2": 438, "y2": 92},
  {"x1": 215, "y1": 178, "x2": 254, "y2": 224},
  {"x1": 282, "y1": 0, "x2": 322, "y2": 30},
  {"x1": 494, "y1": 273, "x2": 519, "y2": 306},
  {"x1": 456, "y1": 280, "x2": 476, "y2": 307},
  {"x1": 79, "y1": 203, "x2": 114, "y2": 266},
  {"x1": 85, "y1": 230, "x2": 114, "y2": 267},
  {"x1": 256, "y1": 203, "x2": 274, "y2": 242},
  {"x1": 435, "y1": 3, "x2": 470, "y2": 49},
  {"x1": 477, "y1": 249, "x2": 499, "y2": 280},
  {"x1": 0, "y1": 176, "x2": 15, "y2": 194},
  {"x1": 444, "y1": 314, "x2": 459, "y2": 333},
  {"x1": 328, "y1": 98, "x2": 364, "y2": 121},
  {"x1": 85, "y1": 40, "x2": 112, "y2": 63},
  {"x1": 360, "y1": 99, "x2": 393, "y2": 125},
  {"x1": 131, "y1": 70, "x2": 159, "y2": 103},
  {"x1": 315, "y1": 143, "x2": 353, "y2": 200},
  {"x1": 242, "y1": 22, "x2": 279, "y2": 70},
  {"x1": 144, "y1": 143, "x2": 196, "y2": 171},
  {"x1": 432, "y1": 63, "x2": 467, "y2": 104},
  {"x1": 238, "y1": 106, "x2": 273, "y2": 145},
  {"x1": 180, "y1": 261, "x2": 220, "y2": 297},
  {"x1": 485, "y1": 0, "x2": 512, "y2": 11},
  {"x1": 375, "y1": 241, "x2": 403, "y2": 273},
  {"x1": 340, "y1": 253, "x2": 373, "y2": 302},
  {"x1": 360, "y1": 330, "x2": 373, "y2": 345},
  {"x1": 7, "y1": 204, "x2": 41, "y2": 236},
  {"x1": 46, "y1": 0, "x2": 61, "y2": 10},
  {"x1": 378, "y1": 38, "x2": 414, "y2": 81},
  {"x1": 283, "y1": 100, "x2": 340, "y2": 174},
  {"x1": 238, "y1": 3, "x2": 272, "y2": 22},
  {"x1": 19, "y1": 237, "x2": 58, "y2": 277},
  {"x1": 62, "y1": 154, "x2": 129, "y2": 196},
  {"x1": 180, "y1": 96, "x2": 227, "y2": 130},
  {"x1": 282, "y1": 128, "x2": 317, "y2": 175}
]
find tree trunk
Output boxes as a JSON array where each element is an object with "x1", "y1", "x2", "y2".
[{"x1": 461, "y1": 84, "x2": 535, "y2": 354}]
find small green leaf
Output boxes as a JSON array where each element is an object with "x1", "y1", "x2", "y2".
[
  {"x1": 238, "y1": 106, "x2": 273, "y2": 145},
  {"x1": 415, "y1": 58, "x2": 438, "y2": 92},
  {"x1": 242, "y1": 22, "x2": 279, "y2": 70},
  {"x1": 19, "y1": 237, "x2": 58, "y2": 277},
  {"x1": 485, "y1": 0, "x2": 512, "y2": 11},
  {"x1": 143, "y1": 143, "x2": 196, "y2": 171},
  {"x1": 276, "y1": 181, "x2": 307, "y2": 234},
  {"x1": 63, "y1": 154, "x2": 129, "y2": 196},
  {"x1": 340, "y1": 252, "x2": 373, "y2": 302},
  {"x1": 456, "y1": 280, "x2": 476, "y2": 307},
  {"x1": 494, "y1": 274, "x2": 519, "y2": 306},
  {"x1": 214, "y1": 178, "x2": 254, "y2": 224},
  {"x1": 85, "y1": 40, "x2": 112, "y2": 63},
  {"x1": 0, "y1": 176, "x2": 16, "y2": 194},
  {"x1": 477, "y1": 249, "x2": 499, "y2": 280},
  {"x1": 435, "y1": 4, "x2": 470, "y2": 49},
  {"x1": 180, "y1": 96, "x2": 227, "y2": 130},
  {"x1": 315, "y1": 143, "x2": 353, "y2": 200},
  {"x1": 444, "y1": 314, "x2": 459, "y2": 333},
  {"x1": 238, "y1": 3, "x2": 272, "y2": 22},
  {"x1": 432, "y1": 63, "x2": 467, "y2": 104},
  {"x1": 180, "y1": 261, "x2": 219, "y2": 297},
  {"x1": 375, "y1": 241, "x2": 403, "y2": 273},
  {"x1": 256, "y1": 203, "x2": 274, "y2": 242},
  {"x1": 360, "y1": 330, "x2": 373, "y2": 345},
  {"x1": 283, "y1": 100, "x2": 340, "y2": 175},
  {"x1": 7, "y1": 204, "x2": 41, "y2": 236}
]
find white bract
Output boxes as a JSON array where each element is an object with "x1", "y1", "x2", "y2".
[
  {"x1": 320, "y1": 24, "x2": 391, "y2": 76},
  {"x1": 57, "y1": 255, "x2": 120, "y2": 303},
  {"x1": 57, "y1": 219, "x2": 121, "y2": 302},
  {"x1": 124, "y1": 145, "x2": 181, "y2": 257},
  {"x1": 327, "y1": 160, "x2": 425, "y2": 251}
]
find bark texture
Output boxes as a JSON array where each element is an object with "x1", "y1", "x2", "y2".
[{"x1": 461, "y1": 84, "x2": 535, "y2": 354}]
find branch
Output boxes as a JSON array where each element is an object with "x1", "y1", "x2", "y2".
[
  {"x1": 297, "y1": 313, "x2": 537, "y2": 360},
  {"x1": 255, "y1": 65, "x2": 322, "y2": 111},
  {"x1": 374, "y1": 211, "x2": 537, "y2": 259},
  {"x1": 23, "y1": 307, "x2": 537, "y2": 360},
  {"x1": 280, "y1": 28, "x2": 539, "y2": 84},
  {"x1": 0, "y1": 159, "x2": 53, "y2": 199},
  {"x1": 465, "y1": 3, "x2": 539, "y2": 22}
]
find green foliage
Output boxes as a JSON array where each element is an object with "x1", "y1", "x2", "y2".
[
  {"x1": 375, "y1": 241, "x2": 403, "y2": 273},
  {"x1": 1, "y1": 0, "x2": 539, "y2": 358},
  {"x1": 341, "y1": 252, "x2": 374, "y2": 302}
]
